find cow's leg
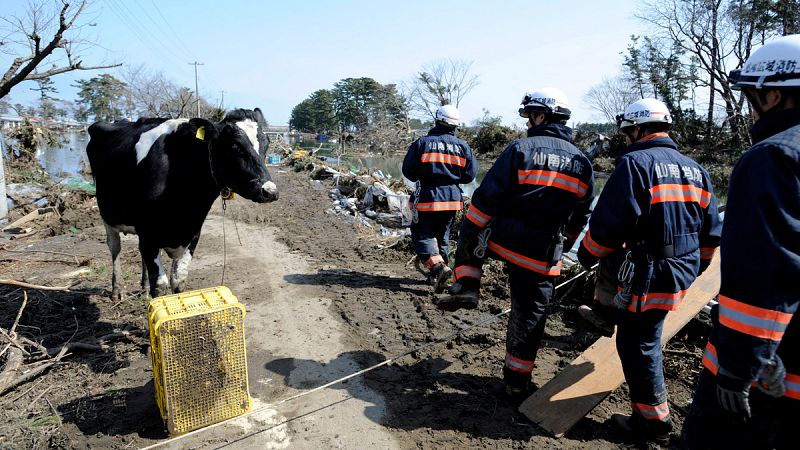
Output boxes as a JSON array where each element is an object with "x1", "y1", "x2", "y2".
[
  {"x1": 140, "y1": 258, "x2": 149, "y2": 293},
  {"x1": 104, "y1": 222, "x2": 124, "y2": 300},
  {"x1": 140, "y1": 240, "x2": 169, "y2": 298},
  {"x1": 169, "y1": 247, "x2": 189, "y2": 293},
  {"x1": 169, "y1": 235, "x2": 200, "y2": 293}
]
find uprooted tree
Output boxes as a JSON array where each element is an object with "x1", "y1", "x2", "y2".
[{"x1": 0, "y1": 0, "x2": 120, "y2": 100}]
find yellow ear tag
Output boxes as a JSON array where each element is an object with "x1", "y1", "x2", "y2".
[{"x1": 195, "y1": 126, "x2": 205, "y2": 141}]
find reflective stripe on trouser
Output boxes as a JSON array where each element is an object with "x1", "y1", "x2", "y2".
[
  {"x1": 505, "y1": 353, "x2": 536, "y2": 373},
  {"x1": 505, "y1": 263, "x2": 554, "y2": 375},
  {"x1": 423, "y1": 255, "x2": 444, "y2": 270},
  {"x1": 454, "y1": 265, "x2": 482, "y2": 281},
  {"x1": 410, "y1": 211, "x2": 455, "y2": 264},
  {"x1": 452, "y1": 229, "x2": 489, "y2": 284},
  {"x1": 616, "y1": 308, "x2": 670, "y2": 422},
  {"x1": 681, "y1": 368, "x2": 800, "y2": 449}
]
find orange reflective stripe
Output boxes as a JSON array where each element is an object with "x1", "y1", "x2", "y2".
[
  {"x1": 416, "y1": 201, "x2": 463, "y2": 211},
  {"x1": 421, "y1": 152, "x2": 467, "y2": 167},
  {"x1": 701, "y1": 342, "x2": 719, "y2": 375},
  {"x1": 487, "y1": 241, "x2": 562, "y2": 276},
  {"x1": 505, "y1": 353, "x2": 536, "y2": 373},
  {"x1": 517, "y1": 169, "x2": 589, "y2": 197},
  {"x1": 454, "y1": 265, "x2": 482, "y2": 280},
  {"x1": 581, "y1": 230, "x2": 614, "y2": 258},
  {"x1": 785, "y1": 373, "x2": 800, "y2": 400},
  {"x1": 650, "y1": 183, "x2": 712, "y2": 208},
  {"x1": 632, "y1": 401, "x2": 670, "y2": 421},
  {"x1": 718, "y1": 295, "x2": 792, "y2": 341},
  {"x1": 637, "y1": 132, "x2": 670, "y2": 142},
  {"x1": 700, "y1": 247, "x2": 716, "y2": 260},
  {"x1": 628, "y1": 290, "x2": 687, "y2": 312},
  {"x1": 423, "y1": 255, "x2": 444, "y2": 269},
  {"x1": 465, "y1": 203, "x2": 491, "y2": 227}
]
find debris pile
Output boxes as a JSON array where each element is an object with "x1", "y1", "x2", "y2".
[{"x1": 287, "y1": 151, "x2": 413, "y2": 240}]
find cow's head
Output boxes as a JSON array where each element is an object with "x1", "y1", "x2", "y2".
[{"x1": 208, "y1": 108, "x2": 278, "y2": 202}]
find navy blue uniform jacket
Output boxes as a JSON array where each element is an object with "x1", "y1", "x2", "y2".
[
  {"x1": 462, "y1": 123, "x2": 594, "y2": 276},
  {"x1": 402, "y1": 125, "x2": 477, "y2": 212},
  {"x1": 701, "y1": 109, "x2": 800, "y2": 402},
  {"x1": 578, "y1": 134, "x2": 722, "y2": 312}
]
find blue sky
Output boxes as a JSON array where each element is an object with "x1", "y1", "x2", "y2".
[{"x1": 3, "y1": 0, "x2": 645, "y2": 126}]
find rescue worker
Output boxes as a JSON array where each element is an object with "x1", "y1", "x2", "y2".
[
  {"x1": 403, "y1": 104, "x2": 477, "y2": 293},
  {"x1": 437, "y1": 88, "x2": 594, "y2": 403},
  {"x1": 681, "y1": 34, "x2": 800, "y2": 450},
  {"x1": 576, "y1": 98, "x2": 722, "y2": 444}
]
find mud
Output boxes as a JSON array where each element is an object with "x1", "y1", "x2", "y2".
[{"x1": 0, "y1": 166, "x2": 709, "y2": 449}]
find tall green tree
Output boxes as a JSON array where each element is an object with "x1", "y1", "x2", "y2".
[
  {"x1": 290, "y1": 90, "x2": 337, "y2": 133},
  {"x1": 332, "y1": 77, "x2": 384, "y2": 132},
  {"x1": 74, "y1": 74, "x2": 127, "y2": 122},
  {"x1": 289, "y1": 99, "x2": 315, "y2": 131}
]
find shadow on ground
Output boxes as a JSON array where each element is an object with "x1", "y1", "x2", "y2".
[
  {"x1": 284, "y1": 269, "x2": 430, "y2": 296},
  {"x1": 264, "y1": 350, "x2": 632, "y2": 445}
]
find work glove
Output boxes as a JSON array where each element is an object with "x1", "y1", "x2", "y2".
[
  {"x1": 715, "y1": 367, "x2": 751, "y2": 419},
  {"x1": 755, "y1": 355, "x2": 786, "y2": 398}
]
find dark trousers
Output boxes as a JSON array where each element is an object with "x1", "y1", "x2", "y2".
[
  {"x1": 617, "y1": 308, "x2": 671, "y2": 424},
  {"x1": 452, "y1": 241, "x2": 554, "y2": 382},
  {"x1": 681, "y1": 369, "x2": 800, "y2": 449},
  {"x1": 504, "y1": 263, "x2": 554, "y2": 380},
  {"x1": 410, "y1": 211, "x2": 454, "y2": 264}
]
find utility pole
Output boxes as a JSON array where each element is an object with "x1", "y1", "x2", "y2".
[
  {"x1": 219, "y1": 90, "x2": 225, "y2": 110},
  {"x1": 189, "y1": 61, "x2": 204, "y2": 117}
]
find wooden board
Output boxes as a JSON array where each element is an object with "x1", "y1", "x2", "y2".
[{"x1": 519, "y1": 255, "x2": 721, "y2": 437}]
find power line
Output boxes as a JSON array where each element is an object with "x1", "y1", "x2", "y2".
[
  {"x1": 106, "y1": 0, "x2": 198, "y2": 85},
  {"x1": 149, "y1": 0, "x2": 199, "y2": 61}
]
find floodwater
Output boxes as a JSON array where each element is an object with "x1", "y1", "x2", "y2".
[
  {"x1": 33, "y1": 135, "x2": 606, "y2": 198},
  {"x1": 36, "y1": 131, "x2": 91, "y2": 181}
]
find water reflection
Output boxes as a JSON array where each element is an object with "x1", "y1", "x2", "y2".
[{"x1": 36, "y1": 131, "x2": 91, "y2": 181}]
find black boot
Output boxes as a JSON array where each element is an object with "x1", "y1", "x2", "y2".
[
  {"x1": 610, "y1": 413, "x2": 672, "y2": 446},
  {"x1": 429, "y1": 262, "x2": 452, "y2": 294},
  {"x1": 578, "y1": 304, "x2": 616, "y2": 337},
  {"x1": 435, "y1": 279, "x2": 479, "y2": 311},
  {"x1": 503, "y1": 366, "x2": 538, "y2": 407}
]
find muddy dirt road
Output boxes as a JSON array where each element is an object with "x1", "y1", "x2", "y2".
[{"x1": 0, "y1": 167, "x2": 707, "y2": 449}]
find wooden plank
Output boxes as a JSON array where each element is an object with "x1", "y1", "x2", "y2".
[{"x1": 519, "y1": 255, "x2": 721, "y2": 437}]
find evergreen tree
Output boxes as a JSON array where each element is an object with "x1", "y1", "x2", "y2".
[{"x1": 74, "y1": 74, "x2": 127, "y2": 122}]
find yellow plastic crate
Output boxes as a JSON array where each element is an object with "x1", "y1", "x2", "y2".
[{"x1": 148, "y1": 286, "x2": 251, "y2": 435}]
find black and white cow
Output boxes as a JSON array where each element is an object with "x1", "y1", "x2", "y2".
[{"x1": 87, "y1": 108, "x2": 278, "y2": 299}]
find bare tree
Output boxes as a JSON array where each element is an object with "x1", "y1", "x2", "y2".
[
  {"x1": 404, "y1": 59, "x2": 479, "y2": 120},
  {"x1": 0, "y1": 0, "x2": 120, "y2": 100},
  {"x1": 584, "y1": 76, "x2": 640, "y2": 123},
  {"x1": 120, "y1": 65, "x2": 217, "y2": 119},
  {"x1": 638, "y1": 0, "x2": 780, "y2": 148}
]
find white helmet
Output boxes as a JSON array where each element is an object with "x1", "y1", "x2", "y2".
[
  {"x1": 729, "y1": 34, "x2": 800, "y2": 90},
  {"x1": 435, "y1": 104, "x2": 461, "y2": 126},
  {"x1": 519, "y1": 87, "x2": 571, "y2": 119},
  {"x1": 616, "y1": 98, "x2": 673, "y2": 129}
]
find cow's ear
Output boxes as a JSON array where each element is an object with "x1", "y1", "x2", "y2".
[
  {"x1": 189, "y1": 118, "x2": 218, "y2": 142},
  {"x1": 253, "y1": 108, "x2": 266, "y2": 124}
]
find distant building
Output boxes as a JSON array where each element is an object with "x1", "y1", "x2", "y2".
[{"x1": 0, "y1": 115, "x2": 24, "y2": 130}]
